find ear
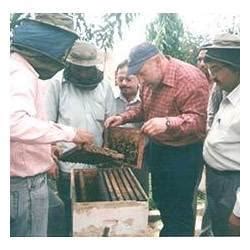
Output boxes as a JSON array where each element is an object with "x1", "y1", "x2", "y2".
[{"x1": 155, "y1": 55, "x2": 162, "y2": 67}]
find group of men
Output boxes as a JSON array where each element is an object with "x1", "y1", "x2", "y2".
[{"x1": 10, "y1": 13, "x2": 240, "y2": 237}]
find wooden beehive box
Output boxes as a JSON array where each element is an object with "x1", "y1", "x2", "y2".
[{"x1": 71, "y1": 168, "x2": 148, "y2": 237}]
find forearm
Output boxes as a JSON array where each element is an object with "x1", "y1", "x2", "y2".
[
  {"x1": 166, "y1": 113, "x2": 206, "y2": 140},
  {"x1": 119, "y1": 105, "x2": 144, "y2": 124}
]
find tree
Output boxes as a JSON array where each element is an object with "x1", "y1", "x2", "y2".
[
  {"x1": 146, "y1": 13, "x2": 240, "y2": 65},
  {"x1": 146, "y1": 13, "x2": 206, "y2": 64},
  {"x1": 10, "y1": 13, "x2": 138, "y2": 49},
  {"x1": 146, "y1": 14, "x2": 184, "y2": 59}
]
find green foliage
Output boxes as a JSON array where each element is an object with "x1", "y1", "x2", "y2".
[
  {"x1": 10, "y1": 13, "x2": 138, "y2": 49},
  {"x1": 73, "y1": 13, "x2": 137, "y2": 49},
  {"x1": 146, "y1": 13, "x2": 240, "y2": 65},
  {"x1": 146, "y1": 14, "x2": 184, "y2": 58},
  {"x1": 146, "y1": 13, "x2": 205, "y2": 65}
]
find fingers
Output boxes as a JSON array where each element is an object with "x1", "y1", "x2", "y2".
[
  {"x1": 104, "y1": 116, "x2": 122, "y2": 128},
  {"x1": 141, "y1": 120, "x2": 154, "y2": 135},
  {"x1": 141, "y1": 118, "x2": 166, "y2": 136}
]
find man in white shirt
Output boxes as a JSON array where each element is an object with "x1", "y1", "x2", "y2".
[
  {"x1": 202, "y1": 33, "x2": 240, "y2": 236},
  {"x1": 115, "y1": 59, "x2": 142, "y2": 128},
  {"x1": 46, "y1": 41, "x2": 116, "y2": 236}
]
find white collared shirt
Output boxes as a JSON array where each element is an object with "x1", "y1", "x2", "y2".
[
  {"x1": 203, "y1": 85, "x2": 240, "y2": 171},
  {"x1": 114, "y1": 89, "x2": 142, "y2": 128},
  {"x1": 46, "y1": 70, "x2": 116, "y2": 172}
]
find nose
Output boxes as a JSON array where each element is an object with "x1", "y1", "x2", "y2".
[{"x1": 120, "y1": 78, "x2": 128, "y2": 87}]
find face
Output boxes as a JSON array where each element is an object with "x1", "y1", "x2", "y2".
[
  {"x1": 116, "y1": 65, "x2": 139, "y2": 98},
  {"x1": 137, "y1": 56, "x2": 163, "y2": 90},
  {"x1": 31, "y1": 55, "x2": 64, "y2": 80},
  {"x1": 69, "y1": 65, "x2": 98, "y2": 80},
  {"x1": 197, "y1": 50, "x2": 209, "y2": 76},
  {"x1": 208, "y1": 62, "x2": 240, "y2": 92}
]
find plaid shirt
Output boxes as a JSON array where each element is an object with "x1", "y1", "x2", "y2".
[{"x1": 120, "y1": 57, "x2": 209, "y2": 146}]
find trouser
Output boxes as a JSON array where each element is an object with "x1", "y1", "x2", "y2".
[
  {"x1": 149, "y1": 141, "x2": 203, "y2": 236},
  {"x1": 47, "y1": 187, "x2": 66, "y2": 237},
  {"x1": 10, "y1": 173, "x2": 48, "y2": 237},
  {"x1": 205, "y1": 165, "x2": 240, "y2": 236},
  {"x1": 57, "y1": 170, "x2": 72, "y2": 236}
]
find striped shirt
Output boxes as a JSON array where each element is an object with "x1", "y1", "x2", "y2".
[{"x1": 120, "y1": 57, "x2": 209, "y2": 146}]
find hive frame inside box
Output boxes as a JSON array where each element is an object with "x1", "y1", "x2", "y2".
[
  {"x1": 104, "y1": 127, "x2": 145, "y2": 169},
  {"x1": 71, "y1": 168, "x2": 149, "y2": 237}
]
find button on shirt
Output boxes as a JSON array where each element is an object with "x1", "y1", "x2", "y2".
[
  {"x1": 203, "y1": 85, "x2": 240, "y2": 171},
  {"x1": 46, "y1": 71, "x2": 116, "y2": 173},
  {"x1": 120, "y1": 57, "x2": 209, "y2": 146},
  {"x1": 10, "y1": 53, "x2": 76, "y2": 177},
  {"x1": 115, "y1": 89, "x2": 142, "y2": 128}
]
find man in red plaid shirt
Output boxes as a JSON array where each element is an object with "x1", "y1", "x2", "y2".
[{"x1": 105, "y1": 42, "x2": 209, "y2": 236}]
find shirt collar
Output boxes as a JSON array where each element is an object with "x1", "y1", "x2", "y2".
[
  {"x1": 162, "y1": 56, "x2": 176, "y2": 88},
  {"x1": 225, "y1": 84, "x2": 240, "y2": 106},
  {"x1": 11, "y1": 52, "x2": 39, "y2": 78},
  {"x1": 115, "y1": 89, "x2": 141, "y2": 104}
]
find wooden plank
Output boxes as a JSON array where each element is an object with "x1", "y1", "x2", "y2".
[
  {"x1": 123, "y1": 168, "x2": 144, "y2": 201},
  {"x1": 78, "y1": 171, "x2": 87, "y2": 201},
  {"x1": 111, "y1": 169, "x2": 130, "y2": 200},
  {"x1": 106, "y1": 169, "x2": 124, "y2": 201},
  {"x1": 97, "y1": 171, "x2": 111, "y2": 201},
  {"x1": 117, "y1": 168, "x2": 137, "y2": 200},
  {"x1": 102, "y1": 170, "x2": 117, "y2": 201},
  {"x1": 127, "y1": 168, "x2": 148, "y2": 201}
]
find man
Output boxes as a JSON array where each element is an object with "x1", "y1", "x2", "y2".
[
  {"x1": 10, "y1": 14, "x2": 94, "y2": 237},
  {"x1": 114, "y1": 59, "x2": 148, "y2": 194},
  {"x1": 197, "y1": 48, "x2": 213, "y2": 85},
  {"x1": 46, "y1": 41, "x2": 116, "y2": 236},
  {"x1": 202, "y1": 33, "x2": 240, "y2": 236},
  {"x1": 115, "y1": 59, "x2": 142, "y2": 128},
  {"x1": 105, "y1": 42, "x2": 209, "y2": 236}
]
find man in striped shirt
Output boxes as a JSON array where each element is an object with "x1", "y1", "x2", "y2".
[{"x1": 105, "y1": 42, "x2": 209, "y2": 236}]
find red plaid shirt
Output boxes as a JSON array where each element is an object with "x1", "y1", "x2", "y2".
[{"x1": 120, "y1": 57, "x2": 209, "y2": 146}]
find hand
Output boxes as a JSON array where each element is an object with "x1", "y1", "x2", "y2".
[
  {"x1": 48, "y1": 161, "x2": 59, "y2": 179},
  {"x1": 104, "y1": 116, "x2": 123, "y2": 128},
  {"x1": 51, "y1": 144, "x2": 62, "y2": 161},
  {"x1": 141, "y1": 117, "x2": 167, "y2": 136},
  {"x1": 228, "y1": 213, "x2": 240, "y2": 236},
  {"x1": 73, "y1": 128, "x2": 94, "y2": 145}
]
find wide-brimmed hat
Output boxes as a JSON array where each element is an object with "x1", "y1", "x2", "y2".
[
  {"x1": 203, "y1": 33, "x2": 240, "y2": 49},
  {"x1": 23, "y1": 13, "x2": 78, "y2": 36},
  {"x1": 203, "y1": 33, "x2": 240, "y2": 68},
  {"x1": 127, "y1": 42, "x2": 159, "y2": 76},
  {"x1": 12, "y1": 13, "x2": 79, "y2": 64},
  {"x1": 66, "y1": 41, "x2": 104, "y2": 70}
]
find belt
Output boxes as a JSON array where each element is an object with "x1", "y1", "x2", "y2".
[
  {"x1": 10, "y1": 172, "x2": 46, "y2": 180},
  {"x1": 205, "y1": 164, "x2": 240, "y2": 176}
]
